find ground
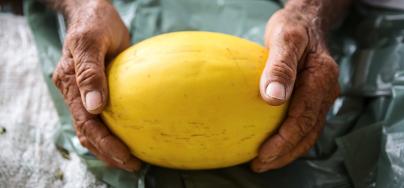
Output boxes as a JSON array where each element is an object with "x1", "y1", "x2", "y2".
[{"x1": 0, "y1": 13, "x2": 106, "y2": 188}]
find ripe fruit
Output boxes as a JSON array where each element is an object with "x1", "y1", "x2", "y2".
[{"x1": 101, "y1": 31, "x2": 287, "y2": 169}]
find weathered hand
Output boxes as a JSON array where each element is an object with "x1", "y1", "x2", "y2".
[
  {"x1": 252, "y1": 8, "x2": 340, "y2": 172},
  {"x1": 52, "y1": 0, "x2": 141, "y2": 171}
]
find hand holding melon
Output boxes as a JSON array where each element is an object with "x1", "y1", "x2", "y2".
[
  {"x1": 52, "y1": 3, "x2": 339, "y2": 172},
  {"x1": 251, "y1": 8, "x2": 340, "y2": 172},
  {"x1": 51, "y1": 0, "x2": 141, "y2": 172}
]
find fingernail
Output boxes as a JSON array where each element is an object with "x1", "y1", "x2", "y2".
[
  {"x1": 266, "y1": 82, "x2": 285, "y2": 100},
  {"x1": 112, "y1": 156, "x2": 125, "y2": 165},
  {"x1": 254, "y1": 166, "x2": 266, "y2": 173},
  {"x1": 262, "y1": 156, "x2": 277, "y2": 163},
  {"x1": 85, "y1": 91, "x2": 102, "y2": 111}
]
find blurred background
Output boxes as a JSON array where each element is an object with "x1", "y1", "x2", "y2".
[{"x1": 0, "y1": 0, "x2": 106, "y2": 187}]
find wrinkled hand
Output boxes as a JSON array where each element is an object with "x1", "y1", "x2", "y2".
[
  {"x1": 251, "y1": 8, "x2": 340, "y2": 172},
  {"x1": 52, "y1": 0, "x2": 141, "y2": 171}
]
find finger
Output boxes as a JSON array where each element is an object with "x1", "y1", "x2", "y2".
[
  {"x1": 81, "y1": 119, "x2": 142, "y2": 171},
  {"x1": 66, "y1": 34, "x2": 109, "y2": 114},
  {"x1": 260, "y1": 24, "x2": 309, "y2": 105},
  {"x1": 251, "y1": 78, "x2": 338, "y2": 172},
  {"x1": 77, "y1": 131, "x2": 117, "y2": 167},
  {"x1": 256, "y1": 52, "x2": 338, "y2": 163},
  {"x1": 53, "y1": 55, "x2": 141, "y2": 172},
  {"x1": 78, "y1": 133, "x2": 141, "y2": 172},
  {"x1": 251, "y1": 107, "x2": 325, "y2": 172},
  {"x1": 252, "y1": 90, "x2": 329, "y2": 172}
]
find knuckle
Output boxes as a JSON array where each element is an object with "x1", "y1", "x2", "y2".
[
  {"x1": 99, "y1": 134, "x2": 114, "y2": 149},
  {"x1": 78, "y1": 135, "x2": 90, "y2": 148},
  {"x1": 80, "y1": 119, "x2": 109, "y2": 147},
  {"x1": 52, "y1": 58, "x2": 76, "y2": 97},
  {"x1": 288, "y1": 101, "x2": 318, "y2": 138},
  {"x1": 316, "y1": 54, "x2": 338, "y2": 72},
  {"x1": 282, "y1": 26, "x2": 307, "y2": 44},
  {"x1": 80, "y1": 119, "x2": 96, "y2": 138},
  {"x1": 298, "y1": 113, "x2": 316, "y2": 134},
  {"x1": 307, "y1": 53, "x2": 340, "y2": 89},
  {"x1": 74, "y1": 119, "x2": 86, "y2": 133},
  {"x1": 51, "y1": 66, "x2": 62, "y2": 88},
  {"x1": 277, "y1": 132, "x2": 295, "y2": 152},
  {"x1": 76, "y1": 65, "x2": 101, "y2": 88},
  {"x1": 97, "y1": 134, "x2": 131, "y2": 163},
  {"x1": 317, "y1": 54, "x2": 340, "y2": 92},
  {"x1": 269, "y1": 61, "x2": 296, "y2": 83},
  {"x1": 76, "y1": 118, "x2": 94, "y2": 136},
  {"x1": 322, "y1": 55, "x2": 339, "y2": 77},
  {"x1": 52, "y1": 58, "x2": 75, "y2": 83}
]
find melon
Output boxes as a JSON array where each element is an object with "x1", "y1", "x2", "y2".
[{"x1": 101, "y1": 31, "x2": 287, "y2": 169}]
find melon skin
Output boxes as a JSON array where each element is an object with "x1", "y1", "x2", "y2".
[{"x1": 101, "y1": 31, "x2": 287, "y2": 169}]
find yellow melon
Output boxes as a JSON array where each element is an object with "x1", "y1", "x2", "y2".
[{"x1": 101, "y1": 31, "x2": 287, "y2": 169}]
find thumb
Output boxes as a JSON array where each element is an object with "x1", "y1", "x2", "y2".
[
  {"x1": 70, "y1": 46, "x2": 108, "y2": 114},
  {"x1": 260, "y1": 28, "x2": 308, "y2": 105}
]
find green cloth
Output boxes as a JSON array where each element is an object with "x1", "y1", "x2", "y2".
[{"x1": 24, "y1": 0, "x2": 404, "y2": 187}]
